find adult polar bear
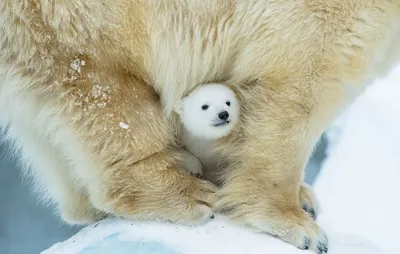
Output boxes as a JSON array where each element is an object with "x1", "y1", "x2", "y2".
[{"x1": 1, "y1": 1, "x2": 399, "y2": 253}]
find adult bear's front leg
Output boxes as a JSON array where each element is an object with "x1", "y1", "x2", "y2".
[
  {"x1": 216, "y1": 78, "x2": 343, "y2": 253},
  {"x1": 51, "y1": 57, "x2": 218, "y2": 225}
]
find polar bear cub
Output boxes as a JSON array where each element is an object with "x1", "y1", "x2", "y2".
[{"x1": 174, "y1": 83, "x2": 240, "y2": 179}]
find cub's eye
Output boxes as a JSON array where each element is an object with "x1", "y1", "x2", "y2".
[
  {"x1": 202, "y1": 105, "x2": 209, "y2": 110},
  {"x1": 226, "y1": 101, "x2": 231, "y2": 106}
]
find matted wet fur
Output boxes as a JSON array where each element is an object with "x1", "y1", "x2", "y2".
[{"x1": 1, "y1": 1, "x2": 400, "y2": 252}]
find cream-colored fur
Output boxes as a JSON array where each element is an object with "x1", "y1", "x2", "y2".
[{"x1": 1, "y1": 1, "x2": 400, "y2": 252}]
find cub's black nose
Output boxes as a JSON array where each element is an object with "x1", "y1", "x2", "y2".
[{"x1": 218, "y1": 111, "x2": 229, "y2": 121}]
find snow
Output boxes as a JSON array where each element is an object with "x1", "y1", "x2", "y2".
[
  {"x1": 42, "y1": 218, "x2": 383, "y2": 254},
  {"x1": 314, "y1": 64, "x2": 400, "y2": 254},
  {"x1": 42, "y1": 64, "x2": 400, "y2": 254},
  {"x1": 119, "y1": 122, "x2": 129, "y2": 129},
  {"x1": 70, "y1": 59, "x2": 85, "y2": 74}
]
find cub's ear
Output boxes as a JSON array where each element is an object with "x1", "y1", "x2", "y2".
[{"x1": 174, "y1": 99, "x2": 184, "y2": 116}]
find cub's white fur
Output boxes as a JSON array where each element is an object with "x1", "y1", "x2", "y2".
[{"x1": 175, "y1": 83, "x2": 240, "y2": 179}]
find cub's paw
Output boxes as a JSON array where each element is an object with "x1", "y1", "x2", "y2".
[
  {"x1": 178, "y1": 149, "x2": 204, "y2": 179},
  {"x1": 300, "y1": 183, "x2": 320, "y2": 220},
  {"x1": 189, "y1": 170, "x2": 203, "y2": 179},
  {"x1": 185, "y1": 160, "x2": 203, "y2": 178}
]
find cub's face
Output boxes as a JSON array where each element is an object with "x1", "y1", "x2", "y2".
[{"x1": 176, "y1": 83, "x2": 240, "y2": 139}]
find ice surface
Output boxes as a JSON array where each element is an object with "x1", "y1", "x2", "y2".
[{"x1": 43, "y1": 217, "x2": 385, "y2": 254}]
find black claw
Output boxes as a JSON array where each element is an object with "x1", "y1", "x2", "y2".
[
  {"x1": 302, "y1": 204, "x2": 310, "y2": 212},
  {"x1": 302, "y1": 204, "x2": 317, "y2": 220},
  {"x1": 210, "y1": 214, "x2": 215, "y2": 219},
  {"x1": 310, "y1": 208, "x2": 317, "y2": 220},
  {"x1": 317, "y1": 241, "x2": 328, "y2": 254},
  {"x1": 323, "y1": 244, "x2": 328, "y2": 253},
  {"x1": 323, "y1": 235, "x2": 329, "y2": 251},
  {"x1": 302, "y1": 237, "x2": 310, "y2": 250}
]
